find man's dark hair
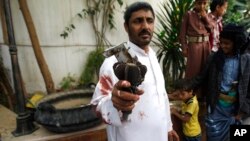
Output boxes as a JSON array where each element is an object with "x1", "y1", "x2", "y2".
[
  {"x1": 210, "y1": 0, "x2": 227, "y2": 12},
  {"x1": 220, "y1": 23, "x2": 248, "y2": 53},
  {"x1": 124, "y1": 2, "x2": 155, "y2": 25},
  {"x1": 174, "y1": 79, "x2": 193, "y2": 92}
]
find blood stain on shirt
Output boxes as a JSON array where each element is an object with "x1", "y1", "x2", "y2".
[
  {"x1": 138, "y1": 111, "x2": 147, "y2": 120},
  {"x1": 100, "y1": 75, "x2": 113, "y2": 95}
]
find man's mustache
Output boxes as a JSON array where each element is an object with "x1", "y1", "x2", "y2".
[{"x1": 139, "y1": 30, "x2": 151, "y2": 36}]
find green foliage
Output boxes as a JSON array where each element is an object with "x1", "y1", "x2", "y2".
[
  {"x1": 59, "y1": 73, "x2": 78, "y2": 91},
  {"x1": 154, "y1": 0, "x2": 193, "y2": 90},
  {"x1": 224, "y1": 0, "x2": 250, "y2": 30},
  {"x1": 60, "y1": 24, "x2": 75, "y2": 39},
  {"x1": 60, "y1": 8, "x2": 94, "y2": 39},
  {"x1": 60, "y1": 0, "x2": 123, "y2": 86},
  {"x1": 79, "y1": 47, "x2": 105, "y2": 85},
  {"x1": 60, "y1": 0, "x2": 123, "y2": 39}
]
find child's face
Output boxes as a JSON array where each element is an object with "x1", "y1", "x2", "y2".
[
  {"x1": 215, "y1": 2, "x2": 228, "y2": 17},
  {"x1": 220, "y1": 37, "x2": 234, "y2": 55},
  {"x1": 194, "y1": 0, "x2": 209, "y2": 12},
  {"x1": 177, "y1": 90, "x2": 193, "y2": 101}
]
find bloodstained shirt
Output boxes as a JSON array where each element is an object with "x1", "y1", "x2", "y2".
[{"x1": 91, "y1": 41, "x2": 173, "y2": 141}]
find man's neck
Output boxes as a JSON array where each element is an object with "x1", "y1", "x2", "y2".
[
  {"x1": 143, "y1": 46, "x2": 149, "y2": 53},
  {"x1": 129, "y1": 41, "x2": 150, "y2": 53},
  {"x1": 211, "y1": 11, "x2": 220, "y2": 19}
]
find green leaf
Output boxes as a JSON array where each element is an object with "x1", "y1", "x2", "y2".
[
  {"x1": 117, "y1": 0, "x2": 123, "y2": 6},
  {"x1": 71, "y1": 24, "x2": 75, "y2": 29},
  {"x1": 77, "y1": 13, "x2": 83, "y2": 18},
  {"x1": 60, "y1": 32, "x2": 68, "y2": 39}
]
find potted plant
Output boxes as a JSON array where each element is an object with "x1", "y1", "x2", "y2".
[{"x1": 154, "y1": 0, "x2": 193, "y2": 91}]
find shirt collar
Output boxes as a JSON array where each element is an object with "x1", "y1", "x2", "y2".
[
  {"x1": 185, "y1": 95, "x2": 196, "y2": 104},
  {"x1": 223, "y1": 53, "x2": 240, "y2": 59},
  {"x1": 127, "y1": 41, "x2": 152, "y2": 56},
  {"x1": 210, "y1": 14, "x2": 222, "y2": 22}
]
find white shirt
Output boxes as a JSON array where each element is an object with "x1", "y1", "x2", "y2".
[{"x1": 91, "y1": 41, "x2": 173, "y2": 141}]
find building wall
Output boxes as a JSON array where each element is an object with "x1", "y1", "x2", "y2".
[{"x1": 0, "y1": 0, "x2": 164, "y2": 93}]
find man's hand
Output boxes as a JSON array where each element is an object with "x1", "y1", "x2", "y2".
[
  {"x1": 111, "y1": 80, "x2": 143, "y2": 112},
  {"x1": 168, "y1": 130, "x2": 179, "y2": 141}
]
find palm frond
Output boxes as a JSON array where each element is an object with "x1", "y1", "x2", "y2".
[{"x1": 153, "y1": 0, "x2": 193, "y2": 91}]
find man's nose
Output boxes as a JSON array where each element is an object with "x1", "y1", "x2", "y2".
[{"x1": 142, "y1": 20, "x2": 149, "y2": 28}]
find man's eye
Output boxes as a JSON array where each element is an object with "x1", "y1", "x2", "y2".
[
  {"x1": 147, "y1": 19, "x2": 154, "y2": 24},
  {"x1": 134, "y1": 19, "x2": 142, "y2": 23}
]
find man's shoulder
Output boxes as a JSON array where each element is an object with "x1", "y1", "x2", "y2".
[{"x1": 100, "y1": 56, "x2": 117, "y2": 70}]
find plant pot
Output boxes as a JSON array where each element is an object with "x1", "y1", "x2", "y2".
[{"x1": 34, "y1": 89, "x2": 102, "y2": 133}]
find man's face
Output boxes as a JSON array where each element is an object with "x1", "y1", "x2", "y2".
[
  {"x1": 220, "y1": 37, "x2": 234, "y2": 55},
  {"x1": 124, "y1": 9, "x2": 155, "y2": 48},
  {"x1": 216, "y1": 2, "x2": 228, "y2": 17}
]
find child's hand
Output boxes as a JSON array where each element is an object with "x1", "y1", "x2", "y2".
[
  {"x1": 234, "y1": 112, "x2": 245, "y2": 122},
  {"x1": 168, "y1": 92, "x2": 179, "y2": 100},
  {"x1": 170, "y1": 107, "x2": 178, "y2": 114},
  {"x1": 200, "y1": 10, "x2": 207, "y2": 18}
]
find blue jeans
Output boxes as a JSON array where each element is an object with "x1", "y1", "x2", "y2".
[{"x1": 184, "y1": 134, "x2": 201, "y2": 141}]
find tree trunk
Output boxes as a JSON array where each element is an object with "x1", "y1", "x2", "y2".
[
  {"x1": 1, "y1": 0, "x2": 14, "y2": 110},
  {"x1": 0, "y1": 62, "x2": 15, "y2": 110},
  {"x1": 18, "y1": 0, "x2": 55, "y2": 94},
  {"x1": 0, "y1": 0, "x2": 8, "y2": 43}
]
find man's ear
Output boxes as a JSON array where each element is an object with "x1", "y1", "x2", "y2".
[{"x1": 124, "y1": 22, "x2": 128, "y2": 33}]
